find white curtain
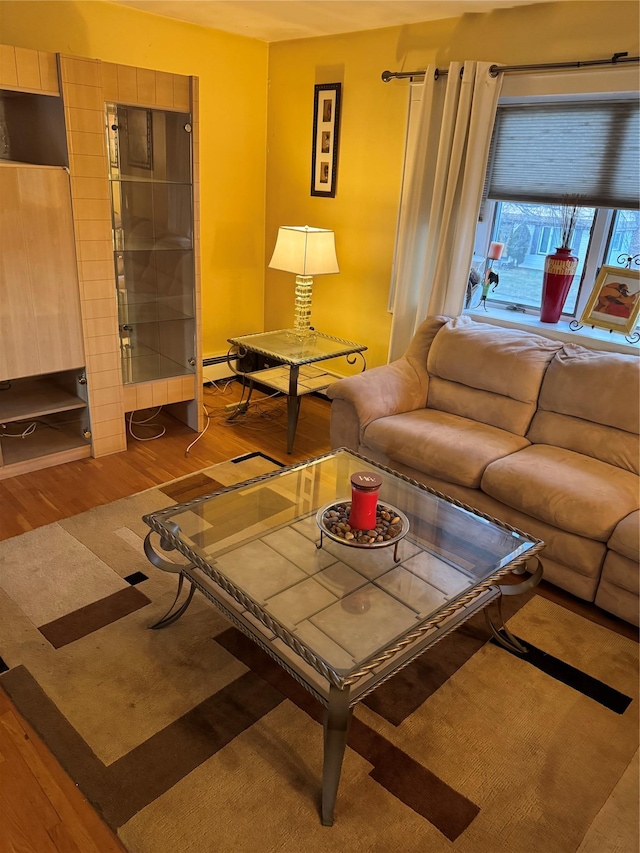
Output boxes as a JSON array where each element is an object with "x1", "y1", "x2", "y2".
[{"x1": 388, "y1": 61, "x2": 503, "y2": 361}]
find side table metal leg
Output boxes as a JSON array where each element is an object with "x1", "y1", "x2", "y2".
[
  {"x1": 286, "y1": 365, "x2": 301, "y2": 454},
  {"x1": 321, "y1": 685, "x2": 352, "y2": 826}
]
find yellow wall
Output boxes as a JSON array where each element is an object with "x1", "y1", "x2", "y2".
[
  {"x1": 266, "y1": 1, "x2": 640, "y2": 367},
  {"x1": 0, "y1": 0, "x2": 268, "y2": 358},
  {"x1": 1, "y1": 1, "x2": 638, "y2": 369}
]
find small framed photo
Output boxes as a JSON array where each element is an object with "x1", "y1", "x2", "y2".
[
  {"x1": 311, "y1": 83, "x2": 341, "y2": 198},
  {"x1": 578, "y1": 265, "x2": 640, "y2": 335}
]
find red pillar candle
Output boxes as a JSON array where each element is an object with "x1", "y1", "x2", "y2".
[
  {"x1": 349, "y1": 471, "x2": 383, "y2": 531},
  {"x1": 487, "y1": 241, "x2": 504, "y2": 261}
]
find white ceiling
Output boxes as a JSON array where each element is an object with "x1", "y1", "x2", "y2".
[{"x1": 110, "y1": 0, "x2": 564, "y2": 43}]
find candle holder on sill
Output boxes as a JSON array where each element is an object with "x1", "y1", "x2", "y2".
[{"x1": 479, "y1": 241, "x2": 504, "y2": 312}]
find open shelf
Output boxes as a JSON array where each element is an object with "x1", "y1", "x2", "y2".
[
  {"x1": 1, "y1": 414, "x2": 90, "y2": 466},
  {"x1": 0, "y1": 376, "x2": 86, "y2": 423},
  {"x1": 0, "y1": 89, "x2": 67, "y2": 166}
]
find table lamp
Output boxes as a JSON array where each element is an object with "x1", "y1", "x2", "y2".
[{"x1": 268, "y1": 225, "x2": 339, "y2": 334}]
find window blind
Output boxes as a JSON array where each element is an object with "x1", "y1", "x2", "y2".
[{"x1": 485, "y1": 99, "x2": 639, "y2": 209}]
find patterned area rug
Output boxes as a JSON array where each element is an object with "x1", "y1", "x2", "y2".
[{"x1": 0, "y1": 453, "x2": 638, "y2": 853}]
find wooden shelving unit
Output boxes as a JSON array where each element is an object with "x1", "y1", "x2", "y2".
[
  {"x1": 0, "y1": 371, "x2": 91, "y2": 478},
  {"x1": 0, "y1": 44, "x2": 203, "y2": 475},
  {"x1": 0, "y1": 376, "x2": 86, "y2": 423}
]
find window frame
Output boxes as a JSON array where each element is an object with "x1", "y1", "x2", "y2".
[
  {"x1": 476, "y1": 200, "x2": 619, "y2": 320},
  {"x1": 472, "y1": 65, "x2": 637, "y2": 326},
  {"x1": 394, "y1": 65, "x2": 639, "y2": 352}
]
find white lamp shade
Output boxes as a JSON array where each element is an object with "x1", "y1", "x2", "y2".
[{"x1": 268, "y1": 226, "x2": 339, "y2": 276}]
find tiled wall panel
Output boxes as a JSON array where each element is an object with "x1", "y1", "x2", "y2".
[
  {"x1": 0, "y1": 44, "x2": 59, "y2": 93},
  {"x1": 60, "y1": 54, "x2": 127, "y2": 457}
]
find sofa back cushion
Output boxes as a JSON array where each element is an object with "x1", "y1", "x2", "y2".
[
  {"x1": 425, "y1": 317, "x2": 562, "y2": 435},
  {"x1": 527, "y1": 344, "x2": 640, "y2": 474}
]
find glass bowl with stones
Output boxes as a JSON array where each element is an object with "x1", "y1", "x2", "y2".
[{"x1": 316, "y1": 501, "x2": 410, "y2": 551}]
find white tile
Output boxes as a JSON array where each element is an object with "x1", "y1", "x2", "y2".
[
  {"x1": 292, "y1": 621, "x2": 355, "y2": 673},
  {"x1": 262, "y1": 527, "x2": 336, "y2": 576},
  {"x1": 314, "y1": 562, "x2": 367, "y2": 598},
  {"x1": 212, "y1": 540, "x2": 307, "y2": 604},
  {"x1": 265, "y1": 577, "x2": 337, "y2": 630},
  {"x1": 320, "y1": 537, "x2": 421, "y2": 580},
  {"x1": 374, "y1": 566, "x2": 448, "y2": 618},
  {"x1": 310, "y1": 584, "x2": 418, "y2": 663},
  {"x1": 403, "y1": 551, "x2": 473, "y2": 596}
]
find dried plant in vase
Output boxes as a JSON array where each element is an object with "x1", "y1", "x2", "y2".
[
  {"x1": 558, "y1": 195, "x2": 582, "y2": 249},
  {"x1": 540, "y1": 196, "x2": 582, "y2": 323}
]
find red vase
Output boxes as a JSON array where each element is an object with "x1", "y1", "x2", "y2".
[{"x1": 540, "y1": 247, "x2": 578, "y2": 323}]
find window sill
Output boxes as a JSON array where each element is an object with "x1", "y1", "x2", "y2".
[{"x1": 464, "y1": 306, "x2": 639, "y2": 356}]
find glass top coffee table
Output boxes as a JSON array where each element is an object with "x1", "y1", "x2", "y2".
[{"x1": 142, "y1": 449, "x2": 543, "y2": 825}]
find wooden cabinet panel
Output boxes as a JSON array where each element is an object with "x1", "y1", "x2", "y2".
[
  {"x1": 0, "y1": 165, "x2": 85, "y2": 379},
  {"x1": 0, "y1": 168, "x2": 40, "y2": 379}
]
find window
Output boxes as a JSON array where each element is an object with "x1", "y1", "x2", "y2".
[{"x1": 471, "y1": 96, "x2": 639, "y2": 321}]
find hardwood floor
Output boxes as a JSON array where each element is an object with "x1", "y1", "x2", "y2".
[
  {"x1": 0, "y1": 383, "x2": 332, "y2": 853},
  {"x1": 0, "y1": 382, "x2": 332, "y2": 541},
  {"x1": 0, "y1": 382, "x2": 636, "y2": 851}
]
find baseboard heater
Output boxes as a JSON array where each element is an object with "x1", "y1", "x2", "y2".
[{"x1": 202, "y1": 353, "x2": 237, "y2": 368}]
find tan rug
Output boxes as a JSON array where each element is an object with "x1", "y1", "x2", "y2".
[{"x1": 0, "y1": 453, "x2": 638, "y2": 853}]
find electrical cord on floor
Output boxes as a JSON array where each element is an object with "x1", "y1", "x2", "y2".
[
  {"x1": 184, "y1": 404, "x2": 211, "y2": 456},
  {"x1": 1, "y1": 421, "x2": 37, "y2": 438},
  {"x1": 203, "y1": 378, "x2": 235, "y2": 396},
  {"x1": 128, "y1": 407, "x2": 166, "y2": 441}
]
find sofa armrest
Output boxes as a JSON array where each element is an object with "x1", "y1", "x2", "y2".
[
  {"x1": 325, "y1": 316, "x2": 446, "y2": 444},
  {"x1": 326, "y1": 357, "x2": 430, "y2": 446}
]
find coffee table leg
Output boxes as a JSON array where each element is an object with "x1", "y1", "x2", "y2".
[
  {"x1": 321, "y1": 685, "x2": 352, "y2": 826},
  {"x1": 485, "y1": 557, "x2": 544, "y2": 654},
  {"x1": 148, "y1": 573, "x2": 196, "y2": 629}
]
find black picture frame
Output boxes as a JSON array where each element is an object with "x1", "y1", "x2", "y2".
[{"x1": 310, "y1": 83, "x2": 341, "y2": 198}]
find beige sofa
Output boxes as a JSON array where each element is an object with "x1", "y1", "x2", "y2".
[{"x1": 327, "y1": 316, "x2": 640, "y2": 626}]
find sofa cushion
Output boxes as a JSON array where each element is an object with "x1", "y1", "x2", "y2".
[
  {"x1": 528, "y1": 344, "x2": 639, "y2": 473},
  {"x1": 481, "y1": 444, "x2": 639, "y2": 541},
  {"x1": 362, "y1": 409, "x2": 530, "y2": 489},
  {"x1": 359, "y1": 453, "x2": 606, "y2": 600},
  {"x1": 426, "y1": 377, "x2": 541, "y2": 438},
  {"x1": 527, "y1": 410, "x2": 639, "y2": 475},
  {"x1": 425, "y1": 317, "x2": 561, "y2": 435},
  {"x1": 537, "y1": 344, "x2": 639, "y2": 434},
  {"x1": 608, "y1": 510, "x2": 640, "y2": 562}
]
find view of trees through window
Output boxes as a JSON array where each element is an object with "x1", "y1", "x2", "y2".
[{"x1": 482, "y1": 203, "x2": 640, "y2": 313}]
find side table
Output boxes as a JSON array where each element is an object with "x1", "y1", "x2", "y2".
[{"x1": 227, "y1": 328, "x2": 367, "y2": 453}]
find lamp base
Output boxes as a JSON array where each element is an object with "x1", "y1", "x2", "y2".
[{"x1": 294, "y1": 275, "x2": 314, "y2": 334}]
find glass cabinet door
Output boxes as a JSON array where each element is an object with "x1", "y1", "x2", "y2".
[{"x1": 107, "y1": 103, "x2": 196, "y2": 384}]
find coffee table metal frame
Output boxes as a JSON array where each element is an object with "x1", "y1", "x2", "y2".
[{"x1": 142, "y1": 449, "x2": 544, "y2": 826}]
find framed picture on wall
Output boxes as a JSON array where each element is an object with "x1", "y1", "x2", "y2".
[
  {"x1": 311, "y1": 83, "x2": 341, "y2": 198},
  {"x1": 578, "y1": 265, "x2": 640, "y2": 335}
]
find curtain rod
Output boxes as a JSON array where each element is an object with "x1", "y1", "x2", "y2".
[{"x1": 381, "y1": 52, "x2": 639, "y2": 82}]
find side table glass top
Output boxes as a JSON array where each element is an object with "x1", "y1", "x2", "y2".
[
  {"x1": 227, "y1": 328, "x2": 367, "y2": 364},
  {"x1": 144, "y1": 450, "x2": 543, "y2": 686}
]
